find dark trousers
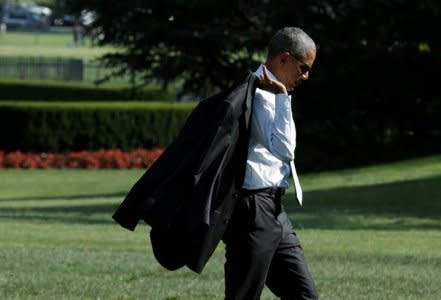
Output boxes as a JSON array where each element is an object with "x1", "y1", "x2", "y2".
[{"x1": 223, "y1": 189, "x2": 318, "y2": 300}]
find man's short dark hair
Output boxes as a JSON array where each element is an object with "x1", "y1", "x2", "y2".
[{"x1": 267, "y1": 27, "x2": 316, "y2": 60}]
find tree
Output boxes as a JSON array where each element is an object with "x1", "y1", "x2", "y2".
[
  {"x1": 68, "y1": 0, "x2": 441, "y2": 169},
  {"x1": 67, "y1": 0, "x2": 329, "y2": 97}
]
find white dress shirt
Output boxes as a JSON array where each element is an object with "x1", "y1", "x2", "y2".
[{"x1": 242, "y1": 65, "x2": 296, "y2": 190}]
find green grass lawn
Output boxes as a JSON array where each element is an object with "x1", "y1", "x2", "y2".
[
  {"x1": 1, "y1": 155, "x2": 441, "y2": 299},
  {"x1": 0, "y1": 31, "x2": 113, "y2": 59},
  {"x1": 0, "y1": 31, "x2": 140, "y2": 85}
]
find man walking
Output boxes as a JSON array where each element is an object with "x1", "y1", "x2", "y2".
[
  {"x1": 224, "y1": 28, "x2": 318, "y2": 299},
  {"x1": 223, "y1": 27, "x2": 318, "y2": 299},
  {"x1": 113, "y1": 27, "x2": 318, "y2": 300}
]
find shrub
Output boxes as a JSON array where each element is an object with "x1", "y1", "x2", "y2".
[{"x1": 0, "y1": 101, "x2": 196, "y2": 152}]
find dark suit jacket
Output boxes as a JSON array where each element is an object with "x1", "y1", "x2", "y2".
[{"x1": 112, "y1": 72, "x2": 258, "y2": 273}]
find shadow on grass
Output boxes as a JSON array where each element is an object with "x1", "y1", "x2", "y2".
[
  {"x1": 0, "y1": 192, "x2": 126, "y2": 202},
  {"x1": 0, "y1": 193, "x2": 123, "y2": 225},
  {"x1": 0, "y1": 212, "x2": 116, "y2": 225},
  {"x1": 312, "y1": 252, "x2": 441, "y2": 266},
  {"x1": 285, "y1": 175, "x2": 441, "y2": 230},
  {"x1": 1, "y1": 176, "x2": 440, "y2": 230}
]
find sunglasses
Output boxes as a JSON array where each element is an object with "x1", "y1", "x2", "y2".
[{"x1": 288, "y1": 53, "x2": 311, "y2": 75}]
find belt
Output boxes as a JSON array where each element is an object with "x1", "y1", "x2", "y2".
[{"x1": 240, "y1": 187, "x2": 285, "y2": 198}]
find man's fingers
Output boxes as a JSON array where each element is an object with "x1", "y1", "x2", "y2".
[
  {"x1": 262, "y1": 65, "x2": 269, "y2": 79},
  {"x1": 260, "y1": 66, "x2": 273, "y2": 86},
  {"x1": 259, "y1": 65, "x2": 286, "y2": 94}
]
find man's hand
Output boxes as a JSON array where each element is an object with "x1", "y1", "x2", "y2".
[{"x1": 258, "y1": 65, "x2": 288, "y2": 95}]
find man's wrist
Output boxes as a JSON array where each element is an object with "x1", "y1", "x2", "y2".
[
  {"x1": 275, "y1": 84, "x2": 288, "y2": 95},
  {"x1": 278, "y1": 88, "x2": 288, "y2": 95},
  {"x1": 276, "y1": 87, "x2": 288, "y2": 96}
]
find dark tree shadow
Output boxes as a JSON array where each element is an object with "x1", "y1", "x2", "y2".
[
  {"x1": 1, "y1": 176, "x2": 440, "y2": 230},
  {"x1": 0, "y1": 192, "x2": 126, "y2": 202},
  {"x1": 0, "y1": 193, "x2": 123, "y2": 225},
  {"x1": 0, "y1": 212, "x2": 116, "y2": 225},
  {"x1": 283, "y1": 175, "x2": 441, "y2": 230}
]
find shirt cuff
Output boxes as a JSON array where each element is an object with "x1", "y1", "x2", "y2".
[{"x1": 275, "y1": 93, "x2": 292, "y2": 112}]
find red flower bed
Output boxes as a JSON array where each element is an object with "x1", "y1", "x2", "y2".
[{"x1": 0, "y1": 148, "x2": 164, "y2": 169}]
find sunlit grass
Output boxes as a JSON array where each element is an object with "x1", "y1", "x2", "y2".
[
  {"x1": 0, "y1": 31, "x2": 114, "y2": 59},
  {"x1": 0, "y1": 155, "x2": 440, "y2": 299}
]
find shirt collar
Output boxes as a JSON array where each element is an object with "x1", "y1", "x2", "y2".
[
  {"x1": 254, "y1": 64, "x2": 293, "y2": 99},
  {"x1": 254, "y1": 64, "x2": 279, "y2": 82}
]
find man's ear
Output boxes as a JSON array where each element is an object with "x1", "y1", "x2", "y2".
[{"x1": 279, "y1": 52, "x2": 290, "y2": 65}]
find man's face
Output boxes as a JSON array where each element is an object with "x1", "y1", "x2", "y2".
[{"x1": 280, "y1": 49, "x2": 316, "y2": 92}]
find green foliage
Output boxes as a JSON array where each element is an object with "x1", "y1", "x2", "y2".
[
  {"x1": 66, "y1": 0, "x2": 441, "y2": 166},
  {"x1": 0, "y1": 96, "x2": 439, "y2": 171},
  {"x1": 0, "y1": 101, "x2": 195, "y2": 152},
  {"x1": 1, "y1": 156, "x2": 441, "y2": 299},
  {"x1": 66, "y1": 1, "x2": 441, "y2": 95},
  {"x1": 0, "y1": 79, "x2": 173, "y2": 101}
]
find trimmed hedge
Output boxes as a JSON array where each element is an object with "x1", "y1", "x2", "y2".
[
  {"x1": 2, "y1": 100, "x2": 440, "y2": 172},
  {"x1": 0, "y1": 79, "x2": 174, "y2": 101},
  {"x1": 0, "y1": 101, "x2": 196, "y2": 152}
]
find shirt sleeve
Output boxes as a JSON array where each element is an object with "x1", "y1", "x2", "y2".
[{"x1": 251, "y1": 89, "x2": 296, "y2": 161}]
